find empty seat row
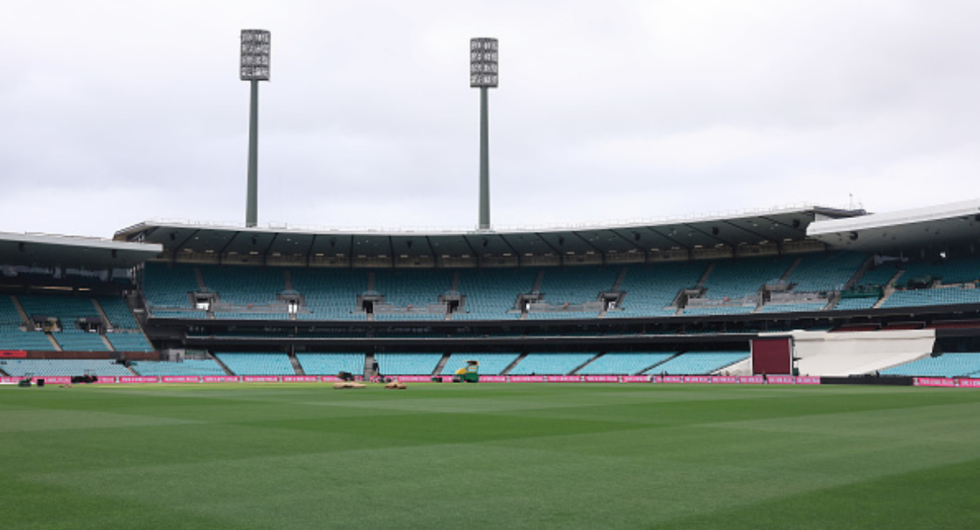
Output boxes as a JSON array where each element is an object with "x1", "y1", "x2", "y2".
[
  {"x1": 0, "y1": 359, "x2": 132, "y2": 377},
  {"x1": 759, "y1": 302, "x2": 827, "y2": 313},
  {"x1": 296, "y1": 353, "x2": 365, "y2": 375},
  {"x1": 19, "y1": 294, "x2": 100, "y2": 323},
  {"x1": 143, "y1": 263, "x2": 199, "y2": 308},
  {"x1": 0, "y1": 330, "x2": 55, "y2": 350},
  {"x1": 538, "y1": 267, "x2": 618, "y2": 305},
  {"x1": 645, "y1": 351, "x2": 748, "y2": 375},
  {"x1": 881, "y1": 287, "x2": 980, "y2": 309},
  {"x1": 98, "y1": 297, "x2": 141, "y2": 330},
  {"x1": 833, "y1": 297, "x2": 879, "y2": 311},
  {"x1": 374, "y1": 353, "x2": 443, "y2": 375},
  {"x1": 787, "y1": 253, "x2": 866, "y2": 292},
  {"x1": 880, "y1": 353, "x2": 980, "y2": 377},
  {"x1": 106, "y1": 333, "x2": 154, "y2": 352},
  {"x1": 577, "y1": 352, "x2": 675, "y2": 375},
  {"x1": 613, "y1": 263, "x2": 706, "y2": 318},
  {"x1": 133, "y1": 359, "x2": 226, "y2": 376},
  {"x1": 508, "y1": 353, "x2": 596, "y2": 375},
  {"x1": 53, "y1": 330, "x2": 109, "y2": 352},
  {"x1": 201, "y1": 267, "x2": 285, "y2": 307},
  {"x1": 701, "y1": 257, "x2": 793, "y2": 301},
  {"x1": 213, "y1": 352, "x2": 294, "y2": 376},
  {"x1": 136, "y1": 255, "x2": 980, "y2": 323},
  {"x1": 682, "y1": 306, "x2": 756, "y2": 316}
]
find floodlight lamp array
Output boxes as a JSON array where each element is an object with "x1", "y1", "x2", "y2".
[
  {"x1": 470, "y1": 38, "x2": 498, "y2": 88},
  {"x1": 240, "y1": 29, "x2": 271, "y2": 81}
]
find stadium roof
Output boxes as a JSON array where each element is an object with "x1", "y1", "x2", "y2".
[
  {"x1": 114, "y1": 205, "x2": 863, "y2": 260},
  {"x1": 807, "y1": 198, "x2": 980, "y2": 253},
  {"x1": 0, "y1": 232, "x2": 162, "y2": 269}
]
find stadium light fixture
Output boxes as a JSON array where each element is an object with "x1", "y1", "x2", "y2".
[
  {"x1": 241, "y1": 29, "x2": 271, "y2": 228},
  {"x1": 471, "y1": 38, "x2": 498, "y2": 230},
  {"x1": 470, "y1": 38, "x2": 498, "y2": 88}
]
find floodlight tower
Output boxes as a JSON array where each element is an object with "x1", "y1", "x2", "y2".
[
  {"x1": 470, "y1": 38, "x2": 498, "y2": 231},
  {"x1": 240, "y1": 29, "x2": 271, "y2": 228}
]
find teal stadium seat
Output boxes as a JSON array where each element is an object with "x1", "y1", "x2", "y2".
[
  {"x1": 509, "y1": 353, "x2": 596, "y2": 375},
  {"x1": 700, "y1": 256, "x2": 794, "y2": 302},
  {"x1": 525, "y1": 311, "x2": 598, "y2": 319},
  {"x1": 374, "y1": 269, "x2": 453, "y2": 307},
  {"x1": 537, "y1": 267, "x2": 617, "y2": 306},
  {"x1": 290, "y1": 269, "x2": 369, "y2": 320},
  {"x1": 149, "y1": 310, "x2": 209, "y2": 319},
  {"x1": 881, "y1": 353, "x2": 980, "y2": 377},
  {"x1": 374, "y1": 353, "x2": 443, "y2": 375},
  {"x1": 644, "y1": 351, "x2": 748, "y2": 375},
  {"x1": 608, "y1": 263, "x2": 706, "y2": 318},
  {"x1": 296, "y1": 353, "x2": 366, "y2": 375},
  {"x1": 577, "y1": 352, "x2": 675, "y2": 375},
  {"x1": 201, "y1": 266, "x2": 284, "y2": 306},
  {"x1": 214, "y1": 352, "x2": 294, "y2": 375},
  {"x1": 106, "y1": 333, "x2": 154, "y2": 352},
  {"x1": 895, "y1": 256, "x2": 980, "y2": 287},
  {"x1": 759, "y1": 302, "x2": 826, "y2": 313},
  {"x1": 882, "y1": 287, "x2": 980, "y2": 309},
  {"x1": 0, "y1": 296, "x2": 24, "y2": 326},
  {"x1": 19, "y1": 294, "x2": 100, "y2": 325},
  {"x1": 17, "y1": 294, "x2": 108, "y2": 351},
  {"x1": 0, "y1": 298, "x2": 55, "y2": 350},
  {"x1": 682, "y1": 306, "x2": 756, "y2": 316},
  {"x1": 374, "y1": 312, "x2": 445, "y2": 321},
  {"x1": 133, "y1": 359, "x2": 225, "y2": 376},
  {"x1": 455, "y1": 269, "x2": 536, "y2": 320},
  {"x1": 53, "y1": 330, "x2": 109, "y2": 352},
  {"x1": 213, "y1": 312, "x2": 293, "y2": 320},
  {"x1": 1, "y1": 359, "x2": 131, "y2": 377},
  {"x1": 143, "y1": 263, "x2": 199, "y2": 309},
  {"x1": 98, "y1": 297, "x2": 140, "y2": 330},
  {"x1": 786, "y1": 253, "x2": 866, "y2": 292},
  {"x1": 833, "y1": 297, "x2": 879, "y2": 311},
  {"x1": 0, "y1": 327, "x2": 55, "y2": 350}
]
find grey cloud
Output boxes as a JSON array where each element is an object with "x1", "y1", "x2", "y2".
[{"x1": 2, "y1": 0, "x2": 979, "y2": 237}]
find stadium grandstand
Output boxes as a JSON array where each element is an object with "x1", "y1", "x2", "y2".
[{"x1": 4, "y1": 198, "x2": 980, "y2": 380}]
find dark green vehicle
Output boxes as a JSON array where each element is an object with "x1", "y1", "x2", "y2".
[{"x1": 453, "y1": 360, "x2": 479, "y2": 383}]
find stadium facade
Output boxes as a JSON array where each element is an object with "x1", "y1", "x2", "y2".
[{"x1": 3, "y1": 199, "x2": 980, "y2": 382}]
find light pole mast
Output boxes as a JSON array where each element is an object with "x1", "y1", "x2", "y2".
[
  {"x1": 240, "y1": 29, "x2": 271, "y2": 228},
  {"x1": 470, "y1": 38, "x2": 498, "y2": 231}
]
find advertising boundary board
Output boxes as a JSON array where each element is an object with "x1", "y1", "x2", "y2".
[
  {"x1": 120, "y1": 376, "x2": 160, "y2": 384},
  {"x1": 584, "y1": 375, "x2": 620, "y2": 383},
  {"x1": 396, "y1": 376, "x2": 437, "y2": 383},
  {"x1": 242, "y1": 376, "x2": 280, "y2": 383},
  {"x1": 202, "y1": 376, "x2": 241, "y2": 383},
  {"x1": 548, "y1": 376, "x2": 581, "y2": 383},
  {"x1": 914, "y1": 377, "x2": 957, "y2": 387},
  {"x1": 162, "y1": 376, "x2": 201, "y2": 384},
  {"x1": 6, "y1": 375, "x2": 980, "y2": 388},
  {"x1": 509, "y1": 376, "x2": 546, "y2": 383}
]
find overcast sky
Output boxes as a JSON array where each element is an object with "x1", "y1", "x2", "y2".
[{"x1": 2, "y1": 0, "x2": 979, "y2": 238}]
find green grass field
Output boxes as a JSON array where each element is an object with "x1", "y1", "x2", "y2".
[{"x1": 2, "y1": 383, "x2": 979, "y2": 529}]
